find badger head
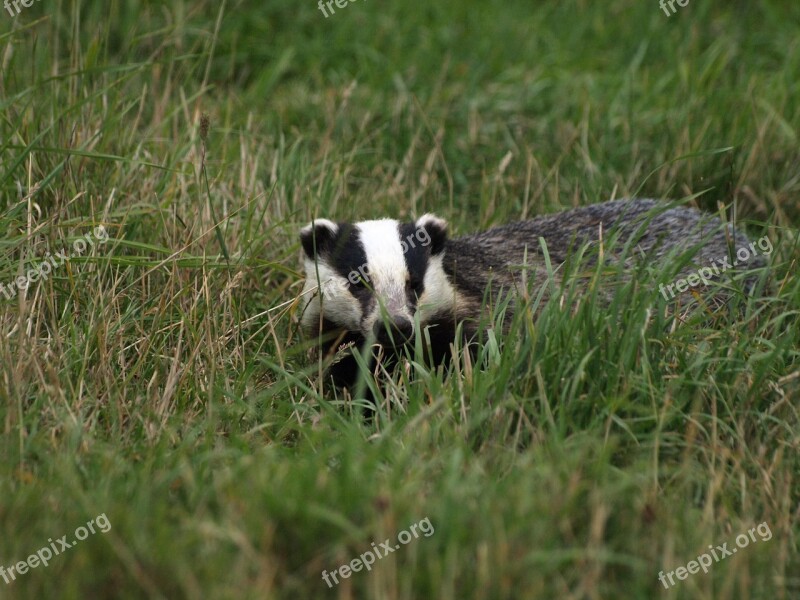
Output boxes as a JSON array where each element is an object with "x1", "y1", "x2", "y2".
[{"x1": 299, "y1": 214, "x2": 453, "y2": 348}]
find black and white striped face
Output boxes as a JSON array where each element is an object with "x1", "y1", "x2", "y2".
[{"x1": 299, "y1": 214, "x2": 454, "y2": 346}]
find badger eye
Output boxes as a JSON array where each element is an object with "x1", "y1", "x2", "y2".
[
  {"x1": 407, "y1": 276, "x2": 422, "y2": 292},
  {"x1": 352, "y1": 271, "x2": 370, "y2": 289}
]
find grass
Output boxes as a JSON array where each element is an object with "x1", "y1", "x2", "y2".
[{"x1": 1, "y1": 0, "x2": 799, "y2": 598}]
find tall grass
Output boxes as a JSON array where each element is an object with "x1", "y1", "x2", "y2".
[{"x1": 1, "y1": 0, "x2": 798, "y2": 598}]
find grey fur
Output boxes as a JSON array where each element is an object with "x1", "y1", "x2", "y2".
[{"x1": 433, "y1": 199, "x2": 767, "y2": 330}]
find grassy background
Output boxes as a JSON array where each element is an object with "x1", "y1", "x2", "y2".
[{"x1": 1, "y1": 0, "x2": 799, "y2": 598}]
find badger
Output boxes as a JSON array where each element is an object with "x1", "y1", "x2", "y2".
[{"x1": 299, "y1": 199, "x2": 768, "y2": 394}]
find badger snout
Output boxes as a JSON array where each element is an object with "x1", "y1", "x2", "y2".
[{"x1": 373, "y1": 315, "x2": 414, "y2": 347}]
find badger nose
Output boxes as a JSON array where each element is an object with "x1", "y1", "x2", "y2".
[{"x1": 373, "y1": 316, "x2": 414, "y2": 346}]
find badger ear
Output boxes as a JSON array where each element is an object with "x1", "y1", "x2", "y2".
[
  {"x1": 300, "y1": 218, "x2": 339, "y2": 259},
  {"x1": 416, "y1": 213, "x2": 448, "y2": 255}
]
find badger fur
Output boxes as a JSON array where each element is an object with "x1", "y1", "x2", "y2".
[{"x1": 299, "y1": 199, "x2": 767, "y2": 393}]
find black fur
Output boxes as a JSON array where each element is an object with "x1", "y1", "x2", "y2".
[
  {"x1": 300, "y1": 220, "x2": 337, "y2": 259},
  {"x1": 398, "y1": 222, "x2": 428, "y2": 307}
]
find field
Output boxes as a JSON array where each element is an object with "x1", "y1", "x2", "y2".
[{"x1": 1, "y1": 0, "x2": 799, "y2": 598}]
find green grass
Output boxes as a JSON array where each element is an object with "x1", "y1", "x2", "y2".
[{"x1": 1, "y1": 0, "x2": 799, "y2": 598}]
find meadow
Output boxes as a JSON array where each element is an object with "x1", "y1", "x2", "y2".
[{"x1": 1, "y1": 0, "x2": 799, "y2": 598}]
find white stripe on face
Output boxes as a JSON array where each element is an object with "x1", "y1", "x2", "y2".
[
  {"x1": 300, "y1": 257, "x2": 362, "y2": 332},
  {"x1": 416, "y1": 253, "x2": 461, "y2": 324},
  {"x1": 357, "y1": 219, "x2": 412, "y2": 328}
]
